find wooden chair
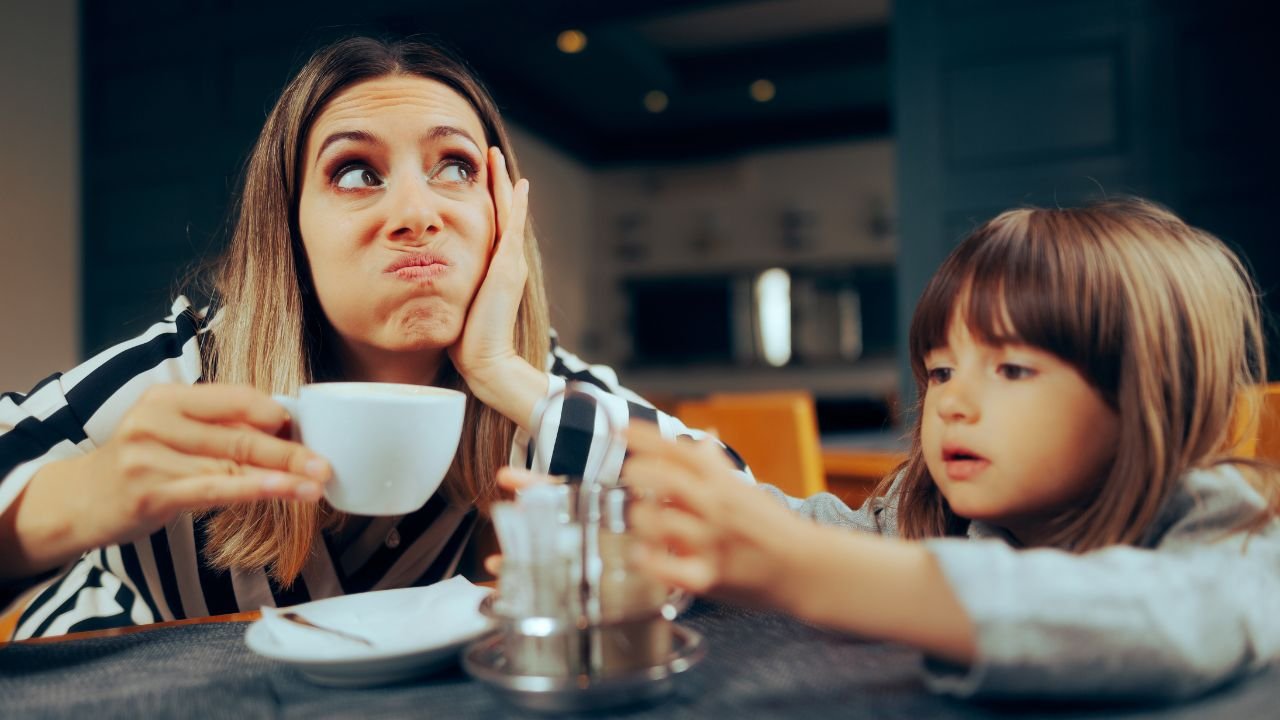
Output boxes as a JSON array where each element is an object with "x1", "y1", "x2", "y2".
[
  {"x1": 0, "y1": 613, "x2": 16, "y2": 642},
  {"x1": 1229, "y1": 383, "x2": 1280, "y2": 462},
  {"x1": 674, "y1": 390, "x2": 826, "y2": 498}
]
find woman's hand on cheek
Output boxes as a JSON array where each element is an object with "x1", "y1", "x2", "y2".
[
  {"x1": 449, "y1": 147, "x2": 546, "y2": 429},
  {"x1": 450, "y1": 147, "x2": 528, "y2": 377},
  {"x1": 622, "y1": 423, "x2": 814, "y2": 612}
]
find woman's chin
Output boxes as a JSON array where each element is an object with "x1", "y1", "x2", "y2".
[{"x1": 387, "y1": 310, "x2": 461, "y2": 350}]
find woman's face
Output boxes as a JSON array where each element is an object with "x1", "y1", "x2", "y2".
[{"x1": 298, "y1": 74, "x2": 494, "y2": 374}]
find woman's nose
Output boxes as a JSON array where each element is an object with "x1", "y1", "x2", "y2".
[{"x1": 386, "y1": 174, "x2": 443, "y2": 243}]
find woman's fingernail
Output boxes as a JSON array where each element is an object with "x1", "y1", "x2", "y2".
[
  {"x1": 262, "y1": 474, "x2": 287, "y2": 491},
  {"x1": 296, "y1": 482, "x2": 322, "y2": 501}
]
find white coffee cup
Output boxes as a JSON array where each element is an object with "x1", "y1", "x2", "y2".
[{"x1": 274, "y1": 382, "x2": 466, "y2": 515}]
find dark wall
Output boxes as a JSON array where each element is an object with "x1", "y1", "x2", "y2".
[
  {"x1": 79, "y1": 1, "x2": 447, "y2": 354},
  {"x1": 893, "y1": 0, "x2": 1279, "y2": 414}
]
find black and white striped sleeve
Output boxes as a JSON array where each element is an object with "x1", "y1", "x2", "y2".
[
  {"x1": 509, "y1": 334, "x2": 754, "y2": 485},
  {"x1": 0, "y1": 298, "x2": 210, "y2": 538}
]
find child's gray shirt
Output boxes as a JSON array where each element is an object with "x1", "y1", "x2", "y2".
[{"x1": 761, "y1": 465, "x2": 1280, "y2": 699}]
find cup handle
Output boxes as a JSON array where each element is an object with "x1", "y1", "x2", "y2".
[{"x1": 272, "y1": 394, "x2": 301, "y2": 441}]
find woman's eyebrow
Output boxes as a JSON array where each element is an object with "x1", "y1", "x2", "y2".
[
  {"x1": 425, "y1": 125, "x2": 482, "y2": 152},
  {"x1": 316, "y1": 129, "x2": 382, "y2": 159}
]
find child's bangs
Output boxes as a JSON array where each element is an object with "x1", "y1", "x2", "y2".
[{"x1": 909, "y1": 210, "x2": 1121, "y2": 399}]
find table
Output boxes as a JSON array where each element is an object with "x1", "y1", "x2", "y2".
[{"x1": 3, "y1": 602, "x2": 1276, "y2": 719}]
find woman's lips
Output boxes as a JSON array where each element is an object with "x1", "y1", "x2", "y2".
[
  {"x1": 385, "y1": 252, "x2": 449, "y2": 281},
  {"x1": 389, "y1": 264, "x2": 447, "y2": 281}
]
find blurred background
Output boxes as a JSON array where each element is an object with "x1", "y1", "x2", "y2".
[{"x1": 2, "y1": 0, "x2": 1276, "y2": 443}]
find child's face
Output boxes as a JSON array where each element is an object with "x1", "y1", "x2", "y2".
[{"x1": 919, "y1": 316, "x2": 1120, "y2": 543}]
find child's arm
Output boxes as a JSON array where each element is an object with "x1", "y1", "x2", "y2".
[
  {"x1": 625, "y1": 428, "x2": 1280, "y2": 699},
  {"x1": 623, "y1": 424, "x2": 977, "y2": 664}
]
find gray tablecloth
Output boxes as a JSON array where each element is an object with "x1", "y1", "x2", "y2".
[{"x1": 1, "y1": 601, "x2": 1276, "y2": 719}]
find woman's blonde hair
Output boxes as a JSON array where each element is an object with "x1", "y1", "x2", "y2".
[
  {"x1": 200, "y1": 37, "x2": 550, "y2": 584},
  {"x1": 880, "y1": 197, "x2": 1276, "y2": 550}
]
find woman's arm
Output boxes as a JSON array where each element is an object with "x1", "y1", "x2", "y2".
[{"x1": 0, "y1": 303, "x2": 330, "y2": 581}]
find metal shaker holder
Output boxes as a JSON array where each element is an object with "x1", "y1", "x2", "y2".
[{"x1": 462, "y1": 382, "x2": 706, "y2": 713}]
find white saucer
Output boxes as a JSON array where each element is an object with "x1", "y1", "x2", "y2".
[{"x1": 244, "y1": 576, "x2": 495, "y2": 687}]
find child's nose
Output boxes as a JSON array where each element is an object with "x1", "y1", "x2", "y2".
[{"x1": 935, "y1": 378, "x2": 979, "y2": 422}]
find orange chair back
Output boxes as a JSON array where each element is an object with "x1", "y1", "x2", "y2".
[
  {"x1": 0, "y1": 603, "x2": 22, "y2": 641},
  {"x1": 675, "y1": 390, "x2": 826, "y2": 498},
  {"x1": 1225, "y1": 383, "x2": 1280, "y2": 461}
]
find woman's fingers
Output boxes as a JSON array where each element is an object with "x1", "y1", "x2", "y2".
[
  {"x1": 489, "y1": 146, "x2": 513, "y2": 238},
  {"x1": 144, "y1": 470, "x2": 323, "y2": 517},
  {"x1": 484, "y1": 553, "x2": 503, "y2": 576},
  {"x1": 492, "y1": 179, "x2": 529, "y2": 279},
  {"x1": 496, "y1": 466, "x2": 560, "y2": 493},
  {"x1": 145, "y1": 384, "x2": 290, "y2": 432},
  {"x1": 155, "y1": 415, "x2": 329, "y2": 481}
]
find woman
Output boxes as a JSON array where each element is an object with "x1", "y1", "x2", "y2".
[{"x1": 0, "y1": 37, "x2": 745, "y2": 640}]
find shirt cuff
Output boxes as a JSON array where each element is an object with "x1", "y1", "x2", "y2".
[
  {"x1": 918, "y1": 538, "x2": 1018, "y2": 697},
  {"x1": 512, "y1": 374, "x2": 567, "y2": 463}
]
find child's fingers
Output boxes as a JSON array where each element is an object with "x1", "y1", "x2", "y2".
[
  {"x1": 629, "y1": 423, "x2": 739, "y2": 492},
  {"x1": 628, "y1": 501, "x2": 714, "y2": 554},
  {"x1": 633, "y1": 543, "x2": 716, "y2": 595},
  {"x1": 622, "y1": 456, "x2": 716, "y2": 517},
  {"x1": 626, "y1": 423, "x2": 716, "y2": 478},
  {"x1": 690, "y1": 435, "x2": 740, "y2": 482}
]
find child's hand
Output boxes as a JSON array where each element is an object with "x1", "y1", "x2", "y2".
[{"x1": 622, "y1": 423, "x2": 814, "y2": 611}]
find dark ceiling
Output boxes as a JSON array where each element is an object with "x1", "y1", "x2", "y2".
[
  {"x1": 429, "y1": 0, "x2": 892, "y2": 165},
  {"x1": 312, "y1": 0, "x2": 891, "y2": 166}
]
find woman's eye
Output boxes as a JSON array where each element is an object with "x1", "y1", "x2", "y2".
[
  {"x1": 926, "y1": 367, "x2": 952, "y2": 384},
  {"x1": 998, "y1": 364, "x2": 1035, "y2": 380},
  {"x1": 335, "y1": 165, "x2": 382, "y2": 190},
  {"x1": 433, "y1": 160, "x2": 476, "y2": 184}
]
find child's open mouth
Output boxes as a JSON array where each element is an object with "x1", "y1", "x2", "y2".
[{"x1": 942, "y1": 447, "x2": 990, "y2": 480}]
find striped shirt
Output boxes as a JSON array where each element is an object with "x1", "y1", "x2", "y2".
[{"x1": 0, "y1": 298, "x2": 745, "y2": 640}]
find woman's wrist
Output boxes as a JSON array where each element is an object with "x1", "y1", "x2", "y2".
[
  {"x1": 463, "y1": 357, "x2": 549, "y2": 433},
  {"x1": 0, "y1": 456, "x2": 96, "y2": 580}
]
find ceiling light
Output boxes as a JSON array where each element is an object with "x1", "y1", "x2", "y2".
[
  {"x1": 644, "y1": 90, "x2": 669, "y2": 113},
  {"x1": 556, "y1": 29, "x2": 587, "y2": 54},
  {"x1": 749, "y1": 79, "x2": 776, "y2": 103}
]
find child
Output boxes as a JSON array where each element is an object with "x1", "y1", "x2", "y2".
[{"x1": 619, "y1": 198, "x2": 1280, "y2": 700}]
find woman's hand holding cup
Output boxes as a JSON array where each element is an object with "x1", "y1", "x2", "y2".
[{"x1": 12, "y1": 384, "x2": 330, "y2": 576}]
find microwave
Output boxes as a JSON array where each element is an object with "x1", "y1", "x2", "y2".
[{"x1": 623, "y1": 265, "x2": 896, "y2": 369}]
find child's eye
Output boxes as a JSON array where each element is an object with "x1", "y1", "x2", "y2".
[
  {"x1": 926, "y1": 367, "x2": 952, "y2": 384},
  {"x1": 997, "y1": 364, "x2": 1035, "y2": 380},
  {"x1": 334, "y1": 164, "x2": 382, "y2": 190}
]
